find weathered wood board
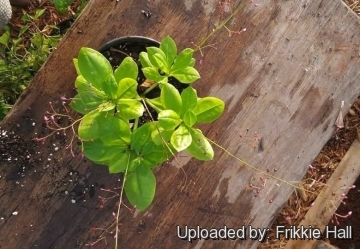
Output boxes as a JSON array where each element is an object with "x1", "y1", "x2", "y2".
[{"x1": 1, "y1": 0, "x2": 360, "y2": 248}]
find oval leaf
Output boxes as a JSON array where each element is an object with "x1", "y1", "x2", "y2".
[
  {"x1": 142, "y1": 67, "x2": 164, "y2": 82},
  {"x1": 124, "y1": 165, "x2": 156, "y2": 211},
  {"x1": 102, "y1": 74, "x2": 118, "y2": 98},
  {"x1": 70, "y1": 91, "x2": 104, "y2": 114},
  {"x1": 114, "y1": 57, "x2": 138, "y2": 82},
  {"x1": 186, "y1": 128, "x2": 214, "y2": 161},
  {"x1": 192, "y1": 97, "x2": 225, "y2": 123},
  {"x1": 158, "y1": 110, "x2": 181, "y2": 130},
  {"x1": 83, "y1": 139, "x2": 127, "y2": 163},
  {"x1": 117, "y1": 78, "x2": 138, "y2": 99},
  {"x1": 146, "y1": 47, "x2": 167, "y2": 71},
  {"x1": 117, "y1": 99, "x2": 144, "y2": 120},
  {"x1": 170, "y1": 125, "x2": 192, "y2": 152},
  {"x1": 171, "y1": 48, "x2": 194, "y2": 71},
  {"x1": 170, "y1": 66, "x2": 200, "y2": 84},
  {"x1": 139, "y1": 52, "x2": 152, "y2": 68},
  {"x1": 183, "y1": 110, "x2": 197, "y2": 127},
  {"x1": 153, "y1": 53, "x2": 169, "y2": 74},
  {"x1": 151, "y1": 127, "x2": 173, "y2": 145},
  {"x1": 74, "y1": 75, "x2": 89, "y2": 92},
  {"x1": 160, "y1": 36, "x2": 177, "y2": 68},
  {"x1": 160, "y1": 84, "x2": 182, "y2": 113},
  {"x1": 109, "y1": 150, "x2": 130, "y2": 173},
  {"x1": 78, "y1": 110, "x2": 101, "y2": 140},
  {"x1": 140, "y1": 142, "x2": 172, "y2": 167},
  {"x1": 97, "y1": 113, "x2": 131, "y2": 144},
  {"x1": 78, "y1": 47, "x2": 113, "y2": 90},
  {"x1": 181, "y1": 86, "x2": 198, "y2": 115}
]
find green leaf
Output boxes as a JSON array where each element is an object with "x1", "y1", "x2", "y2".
[
  {"x1": 117, "y1": 99, "x2": 144, "y2": 120},
  {"x1": 158, "y1": 110, "x2": 181, "y2": 130},
  {"x1": 114, "y1": 57, "x2": 138, "y2": 82},
  {"x1": 152, "y1": 53, "x2": 169, "y2": 74},
  {"x1": 139, "y1": 52, "x2": 152, "y2": 68},
  {"x1": 97, "y1": 113, "x2": 131, "y2": 144},
  {"x1": 142, "y1": 67, "x2": 164, "y2": 82},
  {"x1": 129, "y1": 156, "x2": 141, "y2": 171},
  {"x1": 186, "y1": 128, "x2": 214, "y2": 161},
  {"x1": 171, "y1": 125, "x2": 192, "y2": 152},
  {"x1": 116, "y1": 78, "x2": 138, "y2": 99},
  {"x1": 145, "y1": 97, "x2": 164, "y2": 113},
  {"x1": 189, "y1": 58, "x2": 196, "y2": 67},
  {"x1": 108, "y1": 150, "x2": 130, "y2": 173},
  {"x1": 73, "y1": 58, "x2": 81, "y2": 75},
  {"x1": 78, "y1": 110, "x2": 101, "y2": 141},
  {"x1": 102, "y1": 74, "x2": 118, "y2": 98},
  {"x1": 146, "y1": 47, "x2": 168, "y2": 72},
  {"x1": 183, "y1": 110, "x2": 197, "y2": 127},
  {"x1": 52, "y1": 0, "x2": 73, "y2": 14},
  {"x1": 160, "y1": 84, "x2": 182, "y2": 113},
  {"x1": 78, "y1": 47, "x2": 113, "y2": 90},
  {"x1": 124, "y1": 165, "x2": 156, "y2": 210},
  {"x1": 97, "y1": 102, "x2": 116, "y2": 112},
  {"x1": 70, "y1": 91, "x2": 105, "y2": 114},
  {"x1": 192, "y1": 97, "x2": 225, "y2": 123},
  {"x1": 131, "y1": 122, "x2": 153, "y2": 151},
  {"x1": 171, "y1": 48, "x2": 194, "y2": 71},
  {"x1": 83, "y1": 139, "x2": 128, "y2": 163},
  {"x1": 0, "y1": 29, "x2": 10, "y2": 46},
  {"x1": 160, "y1": 36, "x2": 177, "y2": 68},
  {"x1": 74, "y1": 75, "x2": 89, "y2": 92},
  {"x1": 181, "y1": 86, "x2": 198, "y2": 115},
  {"x1": 151, "y1": 127, "x2": 173, "y2": 145},
  {"x1": 170, "y1": 67, "x2": 200, "y2": 84},
  {"x1": 34, "y1": 9, "x2": 45, "y2": 20},
  {"x1": 140, "y1": 142, "x2": 172, "y2": 167}
]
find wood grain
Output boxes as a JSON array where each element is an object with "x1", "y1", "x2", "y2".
[{"x1": 1, "y1": 0, "x2": 360, "y2": 248}]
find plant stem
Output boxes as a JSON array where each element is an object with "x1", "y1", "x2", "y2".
[
  {"x1": 115, "y1": 153, "x2": 131, "y2": 249},
  {"x1": 142, "y1": 82, "x2": 159, "y2": 96},
  {"x1": 196, "y1": 2, "x2": 246, "y2": 49},
  {"x1": 133, "y1": 117, "x2": 139, "y2": 130},
  {"x1": 207, "y1": 138, "x2": 320, "y2": 196}
]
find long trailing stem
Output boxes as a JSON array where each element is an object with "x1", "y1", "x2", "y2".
[
  {"x1": 207, "y1": 138, "x2": 320, "y2": 196},
  {"x1": 195, "y1": 1, "x2": 246, "y2": 50},
  {"x1": 115, "y1": 152, "x2": 131, "y2": 249}
]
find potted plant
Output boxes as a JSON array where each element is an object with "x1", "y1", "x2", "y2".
[{"x1": 70, "y1": 36, "x2": 225, "y2": 210}]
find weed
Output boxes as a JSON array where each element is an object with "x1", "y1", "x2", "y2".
[{"x1": 0, "y1": 10, "x2": 61, "y2": 120}]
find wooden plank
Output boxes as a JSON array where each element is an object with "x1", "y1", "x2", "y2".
[
  {"x1": 1, "y1": 0, "x2": 360, "y2": 248},
  {"x1": 285, "y1": 140, "x2": 360, "y2": 249}
]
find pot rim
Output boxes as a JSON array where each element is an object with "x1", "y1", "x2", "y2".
[{"x1": 99, "y1": 36, "x2": 160, "y2": 52}]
